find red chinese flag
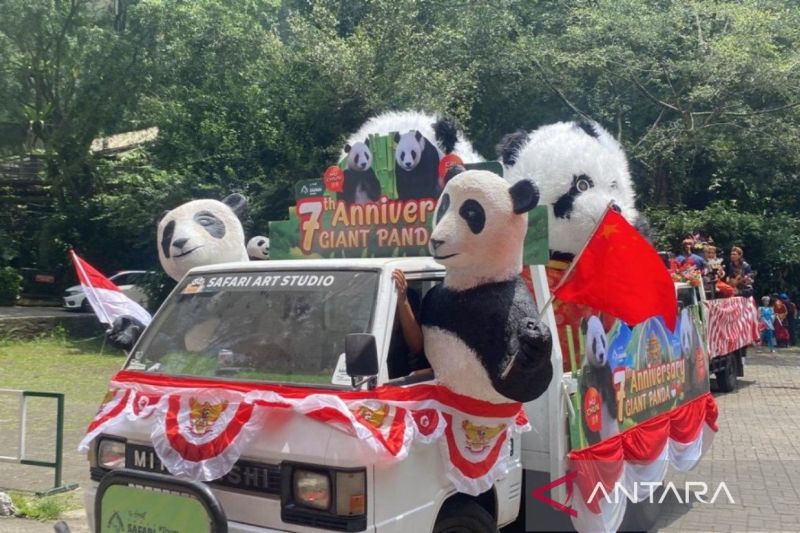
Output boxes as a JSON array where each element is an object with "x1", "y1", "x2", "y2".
[{"x1": 553, "y1": 209, "x2": 677, "y2": 331}]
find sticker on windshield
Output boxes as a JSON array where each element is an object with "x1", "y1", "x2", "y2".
[{"x1": 181, "y1": 273, "x2": 339, "y2": 294}]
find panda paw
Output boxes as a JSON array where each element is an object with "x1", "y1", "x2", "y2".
[{"x1": 518, "y1": 317, "x2": 552, "y2": 361}]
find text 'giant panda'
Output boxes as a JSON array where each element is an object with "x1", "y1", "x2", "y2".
[
  {"x1": 158, "y1": 193, "x2": 249, "y2": 281},
  {"x1": 420, "y1": 169, "x2": 553, "y2": 403}
]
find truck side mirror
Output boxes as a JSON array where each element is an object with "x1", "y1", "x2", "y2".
[{"x1": 345, "y1": 333, "x2": 378, "y2": 388}]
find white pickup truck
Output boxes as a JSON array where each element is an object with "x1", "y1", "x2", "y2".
[{"x1": 85, "y1": 257, "x2": 572, "y2": 532}]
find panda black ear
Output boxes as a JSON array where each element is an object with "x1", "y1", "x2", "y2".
[
  {"x1": 580, "y1": 317, "x2": 589, "y2": 336},
  {"x1": 496, "y1": 130, "x2": 528, "y2": 167},
  {"x1": 222, "y1": 193, "x2": 248, "y2": 217},
  {"x1": 394, "y1": 132, "x2": 401, "y2": 142},
  {"x1": 575, "y1": 119, "x2": 600, "y2": 139},
  {"x1": 433, "y1": 117, "x2": 458, "y2": 154},
  {"x1": 509, "y1": 179, "x2": 539, "y2": 214},
  {"x1": 364, "y1": 138, "x2": 370, "y2": 147},
  {"x1": 414, "y1": 130, "x2": 424, "y2": 145},
  {"x1": 344, "y1": 144, "x2": 352, "y2": 154}
]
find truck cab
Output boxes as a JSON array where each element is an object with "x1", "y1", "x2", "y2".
[{"x1": 85, "y1": 257, "x2": 567, "y2": 532}]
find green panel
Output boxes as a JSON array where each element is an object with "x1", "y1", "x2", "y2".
[
  {"x1": 522, "y1": 206, "x2": 549, "y2": 266},
  {"x1": 100, "y1": 484, "x2": 211, "y2": 533}
]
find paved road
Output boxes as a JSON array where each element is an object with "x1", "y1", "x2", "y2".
[{"x1": 3, "y1": 347, "x2": 800, "y2": 532}]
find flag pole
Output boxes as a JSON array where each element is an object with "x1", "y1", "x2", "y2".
[{"x1": 537, "y1": 202, "x2": 615, "y2": 316}]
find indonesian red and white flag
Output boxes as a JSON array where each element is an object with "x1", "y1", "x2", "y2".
[{"x1": 69, "y1": 250, "x2": 152, "y2": 326}]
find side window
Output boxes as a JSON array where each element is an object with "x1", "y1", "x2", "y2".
[{"x1": 386, "y1": 274, "x2": 443, "y2": 381}]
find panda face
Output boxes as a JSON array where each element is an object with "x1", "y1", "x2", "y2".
[
  {"x1": 395, "y1": 130, "x2": 425, "y2": 171},
  {"x1": 503, "y1": 120, "x2": 638, "y2": 256},
  {"x1": 247, "y1": 236, "x2": 270, "y2": 260},
  {"x1": 429, "y1": 170, "x2": 538, "y2": 288},
  {"x1": 583, "y1": 316, "x2": 608, "y2": 367},
  {"x1": 344, "y1": 140, "x2": 372, "y2": 172},
  {"x1": 157, "y1": 198, "x2": 249, "y2": 281}
]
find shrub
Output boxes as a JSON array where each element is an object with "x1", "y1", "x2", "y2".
[{"x1": 0, "y1": 267, "x2": 23, "y2": 306}]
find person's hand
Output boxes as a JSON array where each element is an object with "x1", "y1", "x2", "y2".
[{"x1": 392, "y1": 269, "x2": 408, "y2": 306}]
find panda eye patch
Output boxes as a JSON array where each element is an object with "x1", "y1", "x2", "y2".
[
  {"x1": 193, "y1": 210, "x2": 226, "y2": 239},
  {"x1": 574, "y1": 174, "x2": 594, "y2": 193},
  {"x1": 411, "y1": 150, "x2": 417, "y2": 160},
  {"x1": 436, "y1": 193, "x2": 450, "y2": 223},
  {"x1": 459, "y1": 199, "x2": 486, "y2": 234}
]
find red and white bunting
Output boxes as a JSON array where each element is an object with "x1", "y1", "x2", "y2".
[{"x1": 79, "y1": 371, "x2": 530, "y2": 495}]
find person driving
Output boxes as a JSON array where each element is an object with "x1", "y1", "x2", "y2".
[{"x1": 388, "y1": 270, "x2": 431, "y2": 379}]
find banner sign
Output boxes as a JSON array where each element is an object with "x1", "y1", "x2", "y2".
[
  {"x1": 566, "y1": 305, "x2": 710, "y2": 451},
  {"x1": 268, "y1": 132, "x2": 548, "y2": 263},
  {"x1": 80, "y1": 371, "x2": 530, "y2": 497}
]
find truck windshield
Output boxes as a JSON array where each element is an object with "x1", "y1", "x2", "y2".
[{"x1": 126, "y1": 270, "x2": 379, "y2": 386}]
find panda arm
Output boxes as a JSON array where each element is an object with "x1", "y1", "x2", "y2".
[{"x1": 494, "y1": 311, "x2": 553, "y2": 403}]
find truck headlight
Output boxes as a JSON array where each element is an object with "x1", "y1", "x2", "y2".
[
  {"x1": 97, "y1": 438, "x2": 126, "y2": 470},
  {"x1": 293, "y1": 469, "x2": 330, "y2": 510}
]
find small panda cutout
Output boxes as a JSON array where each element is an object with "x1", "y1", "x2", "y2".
[
  {"x1": 578, "y1": 316, "x2": 619, "y2": 445},
  {"x1": 498, "y1": 120, "x2": 647, "y2": 260},
  {"x1": 420, "y1": 168, "x2": 553, "y2": 403},
  {"x1": 394, "y1": 130, "x2": 441, "y2": 200},
  {"x1": 157, "y1": 193, "x2": 249, "y2": 281},
  {"x1": 247, "y1": 236, "x2": 270, "y2": 260},
  {"x1": 340, "y1": 139, "x2": 381, "y2": 205}
]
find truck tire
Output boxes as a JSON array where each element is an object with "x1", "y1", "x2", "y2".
[
  {"x1": 715, "y1": 354, "x2": 737, "y2": 393},
  {"x1": 434, "y1": 496, "x2": 497, "y2": 533}
]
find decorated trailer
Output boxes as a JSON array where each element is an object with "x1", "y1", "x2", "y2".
[
  {"x1": 703, "y1": 294, "x2": 760, "y2": 392},
  {"x1": 80, "y1": 119, "x2": 718, "y2": 533}
]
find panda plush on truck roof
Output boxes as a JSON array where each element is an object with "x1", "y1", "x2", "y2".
[
  {"x1": 497, "y1": 119, "x2": 646, "y2": 260},
  {"x1": 420, "y1": 168, "x2": 553, "y2": 404},
  {"x1": 342, "y1": 110, "x2": 484, "y2": 201}
]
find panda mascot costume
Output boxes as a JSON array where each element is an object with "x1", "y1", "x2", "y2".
[
  {"x1": 157, "y1": 193, "x2": 249, "y2": 281},
  {"x1": 497, "y1": 120, "x2": 648, "y2": 370},
  {"x1": 420, "y1": 168, "x2": 553, "y2": 404},
  {"x1": 342, "y1": 110, "x2": 484, "y2": 201},
  {"x1": 107, "y1": 193, "x2": 250, "y2": 351},
  {"x1": 497, "y1": 119, "x2": 647, "y2": 260},
  {"x1": 247, "y1": 236, "x2": 270, "y2": 260},
  {"x1": 578, "y1": 315, "x2": 619, "y2": 445},
  {"x1": 339, "y1": 139, "x2": 381, "y2": 204}
]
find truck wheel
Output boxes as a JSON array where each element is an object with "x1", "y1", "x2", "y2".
[
  {"x1": 715, "y1": 355, "x2": 737, "y2": 393},
  {"x1": 434, "y1": 496, "x2": 497, "y2": 533}
]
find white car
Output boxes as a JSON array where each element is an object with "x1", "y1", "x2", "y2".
[{"x1": 63, "y1": 270, "x2": 150, "y2": 311}]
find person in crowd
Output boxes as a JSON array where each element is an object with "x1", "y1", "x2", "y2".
[
  {"x1": 676, "y1": 237, "x2": 706, "y2": 271},
  {"x1": 781, "y1": 293, "x2": 798, "y2": 346},
  {"x1": 773, "y1": 293, "x2": 790, "y2": 348},
  {"x1": 759, "y1": 295, "x2": 776, "y2": 353},
  {"x1": 725, "y1": 246, "x2": 754, "y2": 297},
  {"x1": 702, "y1": 244, "x2": 732, "y2": 297}
]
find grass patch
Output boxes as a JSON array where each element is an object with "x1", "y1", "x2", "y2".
[{"x1": 8, "y1": 490, "x2": 80, "y2": 521}]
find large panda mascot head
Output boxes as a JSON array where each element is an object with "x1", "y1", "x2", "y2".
[
  {"x1": 158, "y1": 193, "x2": 249, "y2": 281},
  {"x1": 429, "y1": 169, "x2": 537, "y2": 290},
  {"x1": 420, "y1": 169, "x2": 553, "y2": 404},
  {"x1": 498, "y1": 120, "x2": 644, "y2": 259}
]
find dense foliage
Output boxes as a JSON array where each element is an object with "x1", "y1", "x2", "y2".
[{"x1": 1, "y1": 0, "x2": 798, "y2": 296}]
